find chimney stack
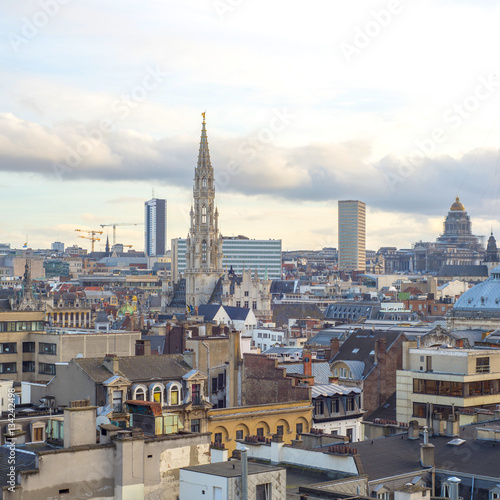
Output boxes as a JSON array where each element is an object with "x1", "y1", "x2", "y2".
[
  {"x1": 408, "y1": 420, "x2": 420, "y2": 440},
  {"x1": 330, "y1": 338, "x2": 340, "y2": 358},
  {"x1": 102, "y1": 354, "x2": 119, "y2": 374},
  {"x1": 64, "y1": 400, "x2": 97, "y2": 448}
]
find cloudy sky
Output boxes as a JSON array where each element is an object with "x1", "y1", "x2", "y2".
[{"x1": 2, "y1": 0, "x2": 500, "y2": 252}]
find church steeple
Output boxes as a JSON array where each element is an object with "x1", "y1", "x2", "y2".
[{"x1": 184, "y1": 113, "x2": 224, "y2": 307}]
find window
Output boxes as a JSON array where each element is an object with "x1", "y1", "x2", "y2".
[
  {"x1": 441, "y1": 483, "x2": 450, "y2": 498},
  {"x1": 244, "y1": 301, "x2": 249, "y2": 308},
  {"x1": 39, "y1": 343, "x2": 57, "y2": 355},
  {"x1": 346, "y1": 397, "x2": 354, "y2": 412},
  {"x1": 253, "y1": 301, "x2": 257, "y2": 310},
  {"x1": 201, "y1": 206, "x2": 207, "y2": 224},
  {"x1": 214, "y1": 432, "x2": 222, "y2": 445},
  {"x1": 134, "y1": 387, "x2": 145, "y2": 401},
  {"x1": 191, "y1": 419, "x2": 200, "y2": 433},
  {"x1": 314, "y1": 400, "x2": 324, "y2": 415},
  {"x1": 212, "y1": 377, "x2": 218, "y2": 393},
  {"x1": 296, "y1": 423, "x2": 303, "y2": 437},
  {"x1": 244, "y1": 291, "x2": 249, "y2": 297},
  {"x1": 170, "y1": 386, "x2": 180, "y2": 405},
  {"x1": 338, "y1": 367, "x2": 347, "y2": 379},
  {"x1": 276, "y1": 425, "x2": 283, "y2": 436},
  {"x1": 23, "y1": 361, "x2": 35, "y2": 372},
  {"x1": 256, "y1": 483, "x2": 272, "y2": 500},
  {"x1": 256, "y1": 427, "x2": 264, "y2": 437},
  {"x1": 39, "y1": 363, "x2": 56, "y2": 375},
  {"x1": 0, "y1": 363, "x2": 16, "y2": 374},
  {"x1": 0, "y1": 343, "x2": 17, "y2": 354},
  {"x1": 192, "y1": 384, "x2": 201, "y2": 405},
  {"x1": 153, "y1": 386, "x2": 162, "y2": 403},
  {"x1": 23, "y1": 342, "x2": 35, "y2": 353},
  {"x1": 236, "y1": 430, "x2": 243, "y2": 440},
  {"x1": 202, "y1": 240, "x2": 207, "y2": 263},
  {"x1": 202, "y1": 177, "x2": 207, "y2": 188},
  {"x1": 477, "y1": 357, "x2": 490, "y2": 373},
  {"x1": 236, "y1": 301, "x2": 241, "y2": 308},
  {"x1": 218, "y1": 373, "x2": 224, "y2": 389}
]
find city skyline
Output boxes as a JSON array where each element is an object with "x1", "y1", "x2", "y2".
[{"x1": 2, "y1": 1, "x2": 500, "y2": 251}]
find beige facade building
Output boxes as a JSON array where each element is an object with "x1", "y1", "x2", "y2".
[
  {"x1": 396, "y1": 346, "x2": 500, "y2": 425},
  {"x1": 0, "y1": 310, "x2": 140, "y2": 383},
  {"x1": 338, "y1": 200, "x2": 366, "y2": 272}
]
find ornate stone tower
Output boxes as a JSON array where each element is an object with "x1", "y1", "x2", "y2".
[{"x1": 185, "y1": 113, "x2": 224, "y2": 308}]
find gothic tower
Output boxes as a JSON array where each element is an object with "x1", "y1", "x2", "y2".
[{"x1": 184, "y1": 113, "x2": 224, "y2": 307}]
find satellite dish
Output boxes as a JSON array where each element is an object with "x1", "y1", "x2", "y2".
[
  {"x1": 76, "y1": 353, "x2": 83, "y2": 358},
  {"x1": 96, "y1": 415, "x2": 111, "y2": 430}
]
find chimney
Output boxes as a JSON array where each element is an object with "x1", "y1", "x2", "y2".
[
  {"x1": 330, "y1": 338, "x2": 340, "y2": 358},
  {"x1": 447, "y1": 477, "x2": 461, "y2": 500},
  {"x1": 64, "y1": 400, "x2": 97, "y2": 448},
  {"x1": 303, "y1": 350, "x2": 312, "y2": 377},
  {"x1": 446, "y1": 415, "x2": 459, "y2": 437},
  {"x1": 374, "y1": 338, "x2": 387, "y2": 365},
  {"x1": 135, "y1": 339, "x2": 151, "y2": 356},
  {"x1": 432, "y1": 413, "x2": 446, "y2": 436},
  {"x1": 102, "y1": 354, "x2": 119, "y2": 374},
  {"x1": 408, "y1": 420, "x2": 420, "y2": 440}
]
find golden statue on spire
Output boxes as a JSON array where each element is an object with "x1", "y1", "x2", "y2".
[{"x1": 202, "y1": 111, "x2": 206, "y2": 123}]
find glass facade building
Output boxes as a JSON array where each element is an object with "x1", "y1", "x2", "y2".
[{"x1": 172, "y1": 237, "x2": 282, "y2": 280}]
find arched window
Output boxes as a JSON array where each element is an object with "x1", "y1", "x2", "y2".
[
  {"x1": 441, "y1": 483, "x2": 450, "y2": 498},
  {"x1": 132, "y1": 385, "x2": 146, "y2": 401},
  {"x1": 202, "y1": 205, "x2": 207, "y2": 224},
  {"x1": 149, "y1": 383, "x2": 165, "y2": 405},
  {"x1": 202, "y1": 177, "x2": 207, "y2": 188},
  {"x1": 202, "y1": 240, "x2": 207, "y2": 263},
  {"x1": 166, "y1": 382, "x2": 182, "y2": 405}
]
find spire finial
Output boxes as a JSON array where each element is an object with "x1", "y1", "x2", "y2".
[{"x1": 202, "y1": 111, "x2": 206, "y2": 124}]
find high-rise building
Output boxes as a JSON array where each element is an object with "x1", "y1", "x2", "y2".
[
  {"x1": 144, "y1": 198, "x2": 167, "y2": 257},
  {"x1": 338, "y1": 200, "x2": 366, "y2": 272}
]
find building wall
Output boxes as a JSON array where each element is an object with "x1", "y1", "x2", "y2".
[
  {"x1": 208, "y1": 401, "x2": 312, "y2": 454},
  {"x1": 5, "y1": 433, "x2": 211, "y2": 500},
  {"x1": 0, "y1": 331, "x2": 139, "y2": 383},
  {"x1": 241, "y1": 354, "x2": 310, "y2": 406},
  {"x1": 396, "y1": 348, "x2": 500, "y2": 424},
  {"x1": 172, "y1": 238, "x2": 282, "y2": 281}
]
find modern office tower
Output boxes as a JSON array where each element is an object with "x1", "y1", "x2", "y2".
[
  {"x1": 171, "y1": 237, "x2": 282, "y2": 282},
  {"x1": 338, "y1": 200, "x2": 366, "y2": 272},
  {"x1": 144, "y1": 198, "x2": 167, "y2": 257}
]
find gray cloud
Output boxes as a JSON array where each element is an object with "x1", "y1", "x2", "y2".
[{"x1": 1, "y1": 113, "x2": 499, "y2": 219}]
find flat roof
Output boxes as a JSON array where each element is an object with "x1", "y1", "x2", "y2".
[{"x1": 182, "y1": 460, "x2": 284, "y2": 478}]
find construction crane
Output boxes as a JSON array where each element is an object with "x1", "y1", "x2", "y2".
[
  {"x1": 99, "y1": 223, "x2": 143, "y2": 246},
  {"x1": 75, "y1": 229, "x2": 103, "y2": 252}
]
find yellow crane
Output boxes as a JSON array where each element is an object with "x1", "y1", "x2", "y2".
[
  {"x1": 99, "y1": 223, "x2": 143, "y2": 246},
  {"x1": 75, "y1": 229, "x2": 103, "y2": 252}
]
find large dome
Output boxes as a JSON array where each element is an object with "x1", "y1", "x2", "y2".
[
  {"x1": 453, "y1": 267, "x2": 500, "y2": 314},
  {"x1": 450, "y1": 196, "x2": 465, "y2": 212}
]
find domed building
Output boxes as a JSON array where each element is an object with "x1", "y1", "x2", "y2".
[
  {"x1": 447, "y1": 265, "x2": 500, "y2": 329},
  {"x1": 436, "y1": 197, "x2": 482, "y2": 251}
]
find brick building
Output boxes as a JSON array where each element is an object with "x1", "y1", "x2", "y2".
[{"x1": 329, "y1": 329, "x2": 405, "y2": 416}]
